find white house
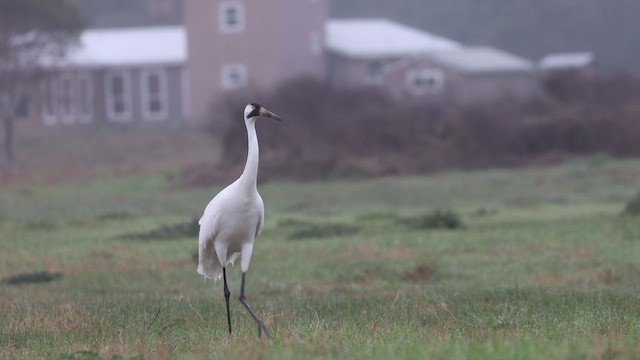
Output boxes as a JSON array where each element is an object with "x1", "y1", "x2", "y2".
[
  {"x1": 539, "y1": 52, "x2": 595, "y2": 72},
  {"x1": 326, "y1": 18, "x2": 537, "y2": 104},
  {"x1": 35, "y1": 26, "x2": 188, "y2": 126},
  {"x1": 19, "y1": 4, "x2": 553, "y2": 126}
]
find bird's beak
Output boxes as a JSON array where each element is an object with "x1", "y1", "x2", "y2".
[{"x1": 259, "y1": 107, "x2": 282, "y2": 121}]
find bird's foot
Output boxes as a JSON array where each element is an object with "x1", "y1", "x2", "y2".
[{"x1": 257, "y1": 321, "x2": 272, "y2": 339}]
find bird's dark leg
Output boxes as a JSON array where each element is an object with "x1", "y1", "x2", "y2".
[
  {"x1": 223, "y1": 267, "x2": 232, "y2": 335},
  {"x1": 239, "y1": 272, "x2": 272, "y2": 339}
]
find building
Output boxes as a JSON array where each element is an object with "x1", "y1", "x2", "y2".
[
  {"x1": 420, "y1": 47, "x2": 537, "y2": 103},
  {"x1": 35, "y1": 26, "x2": 188, "y2": 125},
  {"x1": 76, "y1": 0, "x2": 183, "y2": 28},
  {"x1": 22, "y1": 0, "x2": 328, "y2": 125},
  {"x1": 184, "y1": 0, "x2": 328, "y2": 122},
  {"x1": 20, "y1": 2, "x2": 546, "y2": 126},
  {"x1": 325, "y1": 19, "x2": 461, "y2": 87},
  {"x1": 539, "y1": 52, "x2": 595, "y2": 73},
  {"x1": 326, "y1": 19, "x2": 536, "y2": 104}
]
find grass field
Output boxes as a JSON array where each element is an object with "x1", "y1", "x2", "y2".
[
  {"x1": 8, "y1": 123, "x2": 221, "y2": 183},
  {"x1": 1, "y1": 157, "x2": 639, "y2": 359}
]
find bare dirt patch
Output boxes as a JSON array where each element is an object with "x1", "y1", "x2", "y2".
[
  {"x1": 338, "y1": 243, "x2": 417, "y2": 262},
  {"x1": 552, "y1": 245, "x2": 592, "y2": 261},
  {"x1": 533, "y1": 268, "x2": 622, "y2": 285},
  {"x1": 402, "y1": 265, "x2": 436, "y2": 282},
  {"x1": 447, "y1": 246, "x2": 480, "y2": 256}
]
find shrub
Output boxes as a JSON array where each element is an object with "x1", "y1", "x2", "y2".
[
  {"x1": 2, "y1": 271, "x2": 63, "y2": 285},
  {"x1": 97, "y1": 211, "x2": 132, "y2": 221},
  {"x1": 56, "y1": 350, "x2": 133, "y2": 360},
  {"x1": 356, "y1": 209, "x2": 401, "y2": 222},
  {"x1": 279, "y1": 219, "x2": 361, "y2": 240},
  {"x1": 191, "y1": 73, "x2": 640, "y2": 184},
  {"x1": 24, "y1": 221, "x2": 57, "y2": 230},
  {"x1": 402, "y1": 210, "x2": 463, "y2": 230},
  {"x1": 623, "y1": 191, "x2": 640, "y2": 215},
  {"x1": 121, "y1": 217, "x2": 199, "y2": 241}
]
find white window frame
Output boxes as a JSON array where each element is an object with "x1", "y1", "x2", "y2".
[
  {"x1": 41, "y1": 76, "x2": 58, "y2": 126},
  {"x1": 309, "y1": 30, "x2": 322, "y2": 56},
  {"x1": 105, "y1": 70, "x2": 133, "y2": 122},
  {"x1": 221, "y1": 63, "x2": 248, "y2": 90},
  {"x1": 219, "y1": 2, "x2": 245, "y2": 34},
  {"x1": 60, "y1": 73, "x2": 76, "y2": 124},
  {"x1": 181, "y1": 68, "x2": 191, "y2": 119},
  {"x1": 140, "y1": 68, "x2": 169, "y2": 122},
  {"x1": 77, "y1": 72, "x2": 93, "y2": 123},
  {"x1": 405, "y1": 68, "x2": 445, "y2": 95}
]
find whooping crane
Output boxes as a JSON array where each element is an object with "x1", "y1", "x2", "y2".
[{"x1": 197, "y1": 103, "x2": 282, "y2": 338}]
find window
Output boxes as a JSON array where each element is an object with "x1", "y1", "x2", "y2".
[
  {"x1": 221, "y1": 64, "x2": 248, "y2": 89},
  {"x1": 406, "y1": 68, "x2": 445, "y2": 95},
  {"x1": 41, "y1": 76, "x2": 58, "y2": 125},
  {"x1": 309, "y1": 30, "x2": 322, "y2": 56},
  {"x1": 105, "y1": 70, "x2": 133, "y2": 122},
  {"x1": 141, "y1": 68, "x2": 169, "y2": 121},
  {"x1": 219, "y1": 2, "x2": 245, "y2": 33},
  {"x1": 14, "y1": 94, "x2": 29, "y2": 119},
  {"x1": 77, "y1": 72, "x2": 93, "y2": 123},
  {"x1": 365, "y1": 60, "x2": 384, "y2": 84},
  {"x1": 60, "y1": 74, "x2": 76, "y2": 124},
  {"x1": 41, "y1": 73, "x2": 92, "y2": 125}
]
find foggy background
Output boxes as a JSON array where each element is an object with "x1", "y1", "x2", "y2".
[
  {"x1": 2, "y1": 1, "x2": 640, "y2": 358},
  {"x1": 77, "y1": 0, "x2": 639, "y2": 71},
  {"x1": 1, "y1": 0, "x2": 639, "y2": 182}
]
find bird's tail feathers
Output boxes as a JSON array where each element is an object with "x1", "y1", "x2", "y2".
[
  {"x1": 197, "y1": 239, "x2": 223, "y2": 281},
  {"x1": 197, "y1": 260, "x2": 223, "y2": 281},
  {"x1": 197, "y1": 239, "x2": 240, "y2": 281}
]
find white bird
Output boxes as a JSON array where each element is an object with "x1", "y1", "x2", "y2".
[{"x1": 197, "y1": 103, "x2": 281, "y2": 338}]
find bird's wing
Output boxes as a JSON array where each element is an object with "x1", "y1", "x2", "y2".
[
  {"x1": 197, "y1": 215, "x2": 223, "y2": 280},
  {"x1": 198, "y1": 198, "x2": 219, "y2": 242},
  {"x1": 255, "y1": 216, "x2": 263, "y2": 239},
  {"x1": 254, "y1": 194, "x2": 265, "y2": 239},
  {"x1": 198, "y1": 184, "x2": 234, "y2": 238}
]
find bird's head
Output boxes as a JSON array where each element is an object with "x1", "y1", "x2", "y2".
[{"x1": 244, "y1": 103, "x2": 282, "y2": 122}]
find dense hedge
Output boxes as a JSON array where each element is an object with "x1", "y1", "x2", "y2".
[{"x1": 199, "y1": 72, "x2": 640, "y2": 183}]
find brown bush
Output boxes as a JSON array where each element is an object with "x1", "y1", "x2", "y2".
[{"x1": 190, "y1": 73, "x2": 640, "y2": 184}]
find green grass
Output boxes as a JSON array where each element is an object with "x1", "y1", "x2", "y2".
[{"x1": 1, "y1": 158, "x2": 640, "y2": 359}]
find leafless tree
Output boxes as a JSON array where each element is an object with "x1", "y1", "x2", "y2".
[{"x1": 0, "y1": 0, "x2": 84, "y2": 175}]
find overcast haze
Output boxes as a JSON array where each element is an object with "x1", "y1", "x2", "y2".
[
  {"x1": 332, "y1": 0, "x2": 639, "y2": 72},
  {"x1": 75, "y1": 0, "x2": 640, "y2": 72}
]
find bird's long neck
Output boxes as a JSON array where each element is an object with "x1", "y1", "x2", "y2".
[{"x1": 239, "y1": 118, "x2": 259, "y2": 190}]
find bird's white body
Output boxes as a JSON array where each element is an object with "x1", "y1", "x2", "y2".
[
  {"x1": 197, "y1": 104, "x2": 267, "y2": 280},
  {"x1": 197, "y1": 178, "x2": 264, "y2": 279},
  {"x1": 196, "y1": 103, "x2": 279, "y2": 338}
]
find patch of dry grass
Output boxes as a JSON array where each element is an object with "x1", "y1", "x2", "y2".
[
  {"x1": 9, "y1": 124, "x2": 220, "y2": 183},
  {"x1": 1, "y1": 159, "x2": 640, "y2": 359}
]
